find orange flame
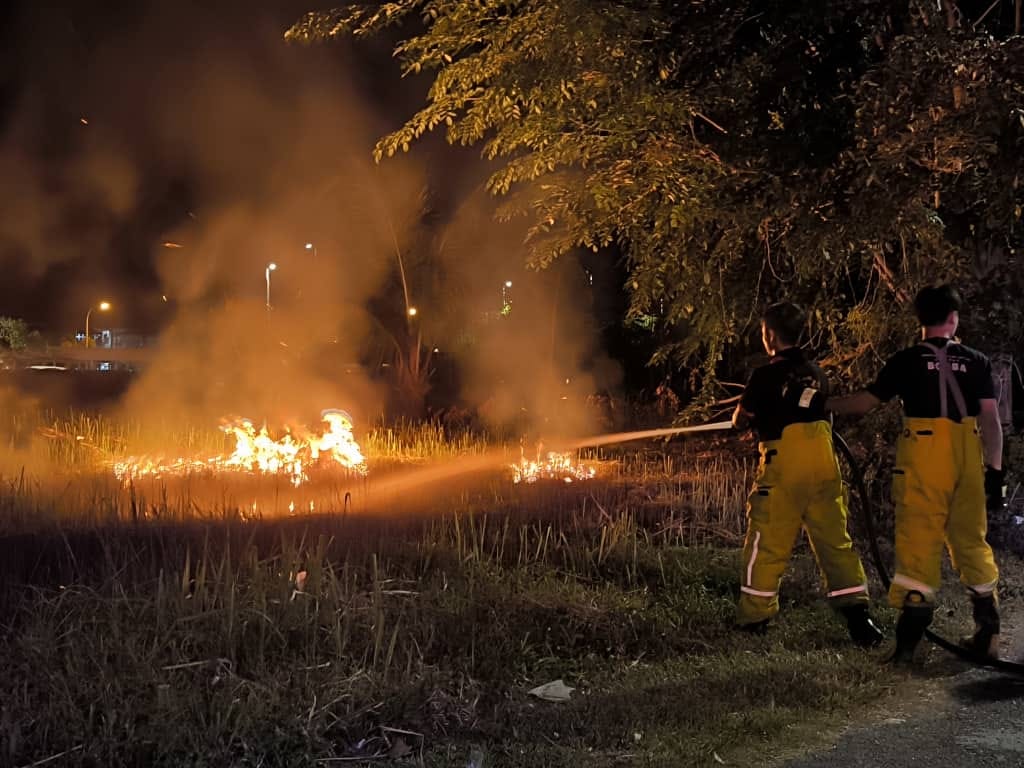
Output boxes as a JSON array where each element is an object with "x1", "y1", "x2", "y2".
[
  {"x1": 113, "y1": 410, "x2": 367, "y2": 485},
  {"x1": 512, "y1": 447, "x2": 596, "y2": 484}
]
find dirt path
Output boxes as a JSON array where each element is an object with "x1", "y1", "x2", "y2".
[
  {"x1": 785, "y1": 611, "x2": 1024, "y2": 768},
  {"x1": 786, "y1": 671, "x2": 1024, "y2": 767}
]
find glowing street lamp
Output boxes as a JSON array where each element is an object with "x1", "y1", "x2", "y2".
[
  {"x1": 265, "y1": 262, "x2": 277, "y2": 308},
  {"x1": 407, "y1": 306, "x2": 418, "y2": 317},
  {"x1": 501, "y1": 280, "x2": 513, "y2": 315},
  {"x1": 85, "y1": 300, "x2": 111, "y2": 348}
]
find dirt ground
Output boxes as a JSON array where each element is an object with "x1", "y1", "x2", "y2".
[{"x1": 783, "y1": 510, "x2": 1024, "y2": 768}]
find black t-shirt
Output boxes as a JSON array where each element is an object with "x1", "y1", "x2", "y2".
[
  {"x1": 867, "y1": 338, "x2": 995, "y2": 420},
  {"x1": 740, "y1": 347, "x2": 830, "y2": 442}
]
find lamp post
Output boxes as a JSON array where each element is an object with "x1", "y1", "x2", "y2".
[
  {"x1": 305, "y1": 242, "x2": 316, "y2": 258},
  {"x1": 84, "y1": 301, "x2": 111, "y2": 348},
  {"x1": 265, "y1": 263, "x2": 277, "y2": 309}
]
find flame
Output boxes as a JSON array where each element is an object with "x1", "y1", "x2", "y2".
[
  {"x1": 113, "y1": 410, "x2": 367, "y2": 485},
  {"x1": 512, "y1": 447, "x2": 596, "y2": 484}
]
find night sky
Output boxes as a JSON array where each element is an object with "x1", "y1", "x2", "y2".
[{"x1": 0, "y1": 0, "x2": 434, "y2": 337}]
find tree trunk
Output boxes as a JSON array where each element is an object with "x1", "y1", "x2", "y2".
[{"x1": 942, "y1": 0, "x2": 960, "y2": 29}]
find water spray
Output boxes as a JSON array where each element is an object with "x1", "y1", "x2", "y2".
[
  {"x1": 564, "y1": 420, "x2": 734, "y2": 451},
  {"x1": 356, "y1": 421, "x2": 736, "y2": 506}
]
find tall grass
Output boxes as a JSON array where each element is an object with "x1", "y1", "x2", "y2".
[
  {"x1": 3, "y1": 408, "x2": 495, "y2": 469},
  {"x1": 0, "y1": 409, "x2": 753, "y2": 544},
  {"x1": 0, "y1": 503, "x2": 894, "y2": 768},
  {"x1": 1, "y1": 410, "x2": 931, "y2": 767}
]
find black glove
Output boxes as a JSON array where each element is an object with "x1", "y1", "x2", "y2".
[{"x1": 984, "y1": 466, "x2": 1006, "y2": 513}]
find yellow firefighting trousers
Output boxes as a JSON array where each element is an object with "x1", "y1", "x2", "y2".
[
  {"x1": 738, "y1": 421, "x2": 869, "y2": 625},
  {"x1": 889, "y1": 417, "x2": 998, "y2": 607}
]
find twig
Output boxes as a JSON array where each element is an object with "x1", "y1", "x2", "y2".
[
  {"x1": 380, "y1": 726, "x2": 424, "y2": 738},
  {"x1": 17, "y1": 745, "x2": 84, "y2": 768},
  {"x1": 316, "y1": 757, "x2": 386, "y2": 763},
  {"x1": 161, "y1": 657, "x2": 231, "y2": 671},
  {"x1": 1008, "y1": 483, "x2": 1021, "y2": 507},
  {"x1": 972, "y1": 0, "x2": 1002, "y2": 28},
  {"x1": 869, "y1": 249, "x2": 909, "y2": 305},
  {"x1": 694, "y1": 112, "x2": 727, "y2": 134}
]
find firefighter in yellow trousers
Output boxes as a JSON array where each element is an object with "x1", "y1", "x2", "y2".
[
  {"x1": 829, "y1": 285, "x2": 1004, "y2": 662},
  {"x1": 733, "y1": 303, "x2": 884, "y2": 646}
]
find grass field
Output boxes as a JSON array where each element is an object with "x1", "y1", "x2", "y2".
[{"x1": 0, "y1": 408, "x2": 1006, "y2": 767}]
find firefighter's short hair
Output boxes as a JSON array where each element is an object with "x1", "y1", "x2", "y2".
[
  {"x1": 914, "y1": 284, "x2": 962, "y2": 327},
  {"x1": 762, "y1": 302, "x2": 806, "y2": 346}
]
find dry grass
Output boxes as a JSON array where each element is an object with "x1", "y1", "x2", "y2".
[
  {"x1": 0, "y1": 409, "x2": 982, "y2": 767},
  {"x1": 0, "y1": 511, "x2": 907, "y2": 768}
]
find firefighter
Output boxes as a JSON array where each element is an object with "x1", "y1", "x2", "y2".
[
  {"x1": 733, "y1": 302, "x2": 884, "y2": 646},
  {"x1": 828, "y1": 285, "x2": 1004, "y2": 662}
]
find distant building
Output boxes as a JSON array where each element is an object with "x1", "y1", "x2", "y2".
[{"x1": 97, "y1": 328, "x2": 158, "y2": 350}]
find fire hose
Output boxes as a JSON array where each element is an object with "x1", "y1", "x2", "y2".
[{"x1": 589, "y1": 420, "x2": 1024, "y2": 671}]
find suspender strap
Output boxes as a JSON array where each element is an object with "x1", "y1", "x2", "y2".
[{"x1": 920, "y1": 342, "x2": 969, "y2": 421}]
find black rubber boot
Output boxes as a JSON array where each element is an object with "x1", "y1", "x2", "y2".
[
  {"x1": 884, "y1": 604, "x2": 933, "y2": 665},
  {"x1": 961, "y1": 594, "x2": 1000, "y2": 660},
  {"x1": 738, "y1": 619, "x2": 769, "y2": 635},
  {"x1": 840, "y1": 605, "x2": 885, "y2": 648}
]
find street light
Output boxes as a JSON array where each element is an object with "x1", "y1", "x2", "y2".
[
  {"x1": 265, "y1": 263, "x2": 277, "y2": 309},
  {"x1": 407, "y1": 306, "x2": 418, "y2": 317},
  {"x1": 501, "y1": 280, "x2": 513, "y2": 315},
  {"x1": 85, "y1": 301, "x2": 111, "y2": 348}
]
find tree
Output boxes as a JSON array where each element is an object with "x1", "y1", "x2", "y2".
[
  {"x1": 0, "y1": 317, "x2": 29, "y2": 351},
  {"x1": 289, "y1": 1, "x2": 1024, "y2": 403}
]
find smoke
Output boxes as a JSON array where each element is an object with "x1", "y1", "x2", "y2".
[
  {"x1": 0, "y1": 0, "x2": 621, "y2": 439},
  {"x1": 433, "y1": 193, "x2": 622, "y2": 437},
  {"x1": 120, "y1": 74, "x2": 432, "y2": 427}
]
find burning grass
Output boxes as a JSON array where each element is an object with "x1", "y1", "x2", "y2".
[
  {"x1": 3, "y1": 409, "x2": 617, "y2": 530},
  {"x1": 512, "y1": 445, "x2": 596, "y2": 484},
  {"x1": 0, "y1": 408, "x2": 959, "y2": 767},
  {"x1": 111, "y1": 410, "x2": 368, "y2": 487}
]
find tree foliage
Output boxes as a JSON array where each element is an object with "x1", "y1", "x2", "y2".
[
  {"x1": 289, "y1": 1, "x2": 1024, "y2": 399},
  {"x1": 0, "y1": 317, "x2": 29, "y2": 351}
]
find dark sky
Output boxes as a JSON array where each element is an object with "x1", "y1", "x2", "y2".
[{"x1": 0, "y1": 0, "x2": 435, "y2": 336}]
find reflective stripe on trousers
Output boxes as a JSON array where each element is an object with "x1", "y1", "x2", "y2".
[{"x1": 737, "y1": 421, "x2": 869, "y2": 625}]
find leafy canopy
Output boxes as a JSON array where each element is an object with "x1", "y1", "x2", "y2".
[{"x1": 289, "y1": 1, "x2": 1024, "y2": 398}]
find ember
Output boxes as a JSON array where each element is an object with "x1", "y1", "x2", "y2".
[
  {"x1": 512, "y1": 447, "x2": 596, "y2": 484},
  {"x1": 113, "y1": 409, "x2": 367, "y2": 485}
]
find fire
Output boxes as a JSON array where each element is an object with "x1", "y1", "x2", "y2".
[
  {"x1": 512, "y1": 447, "x2": 596, "y2": 484},
  {"x1": 113, "y1": 409, "x2": 367, "y2": 485}
]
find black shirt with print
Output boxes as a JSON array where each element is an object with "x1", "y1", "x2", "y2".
[
  {"x1": 740, "y1": 347, "x2": 830, "y2": 442},
  {"x1": 866, "y1": 338, "x2": 995, "y2": 421}
]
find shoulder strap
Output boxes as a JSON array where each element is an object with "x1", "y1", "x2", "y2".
[{"x1": 919, "y1": 342, "x2": 969, "y2": 421}]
